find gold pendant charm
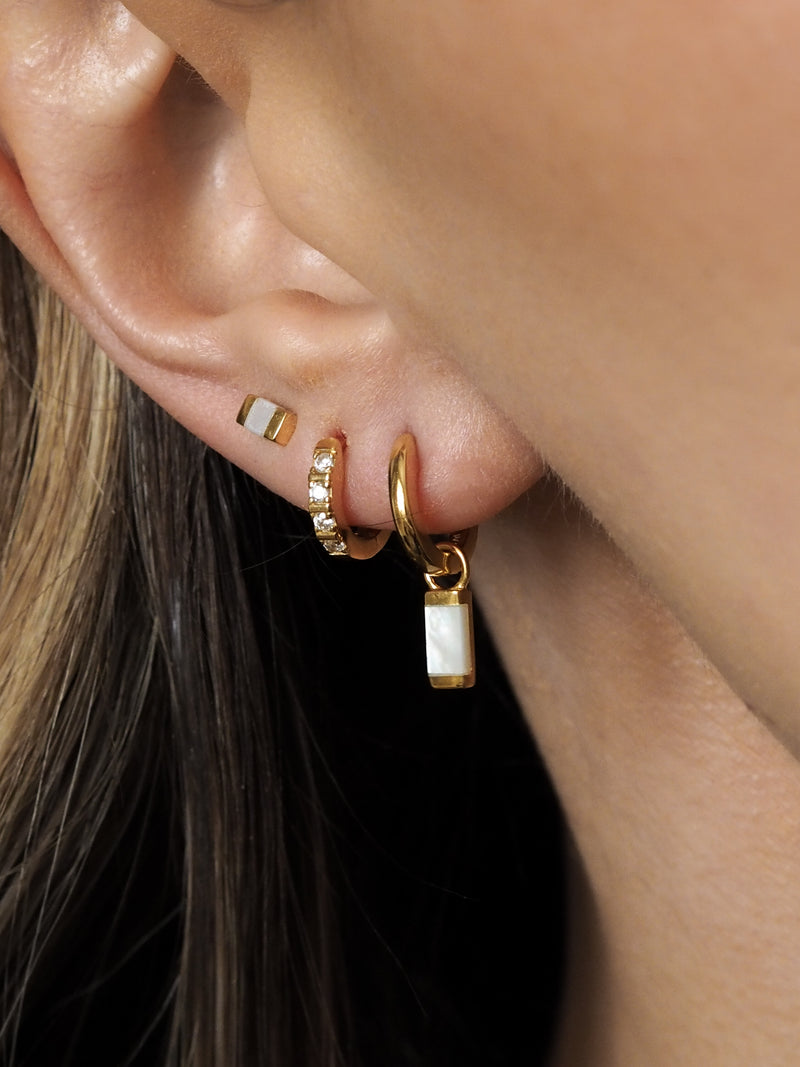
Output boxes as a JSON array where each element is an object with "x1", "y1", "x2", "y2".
[{"x1": 423, "y1": 542, "x2": 476, "y2": 689}]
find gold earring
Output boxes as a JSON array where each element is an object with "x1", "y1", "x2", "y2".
[
  {"x1": 237, "y1": 394, "x2": 297, "y2": 446},
  {"x1": 389, "y1": 433, "x2": 478, "y2": 689},
  {"x1": 309, "y1": 438, "x2": 391, "y2": 559}
]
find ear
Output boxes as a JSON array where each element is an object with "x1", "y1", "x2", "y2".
[{"x1": 0, "y1": 0, "x2": 542, "y2": 533}]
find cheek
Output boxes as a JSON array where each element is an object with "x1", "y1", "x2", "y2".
[
  {"x1": 253, "y1": 0, "x2": 800, "y2": 310},
  {"x1": 242, "y1": 1, "x2": 545, "y2": 326}
]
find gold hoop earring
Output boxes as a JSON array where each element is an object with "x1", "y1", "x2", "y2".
[
  {"x1": 309, "y1": 438, "x2": 390, "y2": 559},
  {"x1": 389, "y1": 433, "x2": 477, "y2": 689}
]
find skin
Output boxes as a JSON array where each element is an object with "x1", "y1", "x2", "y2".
[{"x1": 2, "y1": 0, "x2": 800, "y2": 1062}]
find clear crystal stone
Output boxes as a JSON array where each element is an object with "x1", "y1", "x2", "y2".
[
  {"x1": 324, "y1": 539, "x2": 348, "y2": 554},
  {"x1": 314, "y1": 514, "x2": 337, "y2": 532},
  {"x1": 313, "y1": 451, "x2": 335, "y2": 473},
  {"x1": 309, "y1": 483, "x2": 330, "y2": 503}
]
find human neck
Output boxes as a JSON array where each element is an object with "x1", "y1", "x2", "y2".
[{"x1": 475, "y1": 483, "x2": 800, "y2": 1066}]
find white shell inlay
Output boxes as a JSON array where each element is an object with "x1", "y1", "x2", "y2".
[
  {"x1": 424, "y1": 603, "x2": 472, "y2": 677},
  {"x1": 243, "y1": 397, "x2": 279, "y2": 437}
]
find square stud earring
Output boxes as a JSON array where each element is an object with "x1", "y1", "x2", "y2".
[{"x1": 236, "y1": 395, "x2": 297, "y2": 446}]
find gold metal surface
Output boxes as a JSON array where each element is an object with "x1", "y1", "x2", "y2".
[
  {"x1": 266, "y1": 408, "x2": 298, "y2": 446},
  {"x1": 424, "y1": 542, "x2": 471, "y2": 592},
  {"x1": 424, "y1": 588, "x2": 471, "y2": 607},
  {"x1": 236, "y1": 394, "x2": 257, "y2": 426}
]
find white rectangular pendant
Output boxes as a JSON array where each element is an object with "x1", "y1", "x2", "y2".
[{"x1": 424, "y1": 588, "x2": 475, "y2": 689}]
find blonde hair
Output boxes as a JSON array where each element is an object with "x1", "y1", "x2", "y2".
[{"x1": 0, "y1": 265, "x2": 123, "y2": 755}]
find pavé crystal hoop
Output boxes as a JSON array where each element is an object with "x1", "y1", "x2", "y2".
[
  {"x1": 389, "y1": 433, "x2": 478, "y2": 689},
  {"x1": 236, "y1": 394, "x2": 297, "y2": 446},
  {"x1": 309, "y1": 438, "x2": 390, "y2": 559}
]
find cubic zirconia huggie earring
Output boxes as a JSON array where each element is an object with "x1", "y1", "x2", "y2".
[
  {"x1": 389, "y1": 433, "x2": 478, "y2": 689},
  {"x1": 309, "y1": 438, "x2": 390, "y2": 559},
  {"x1": 236, "y1": 394, "x2": 297, "y2": 446}
]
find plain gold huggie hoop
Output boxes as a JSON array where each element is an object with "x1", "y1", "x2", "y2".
[{"x1": 388, "y1": 434, "x2": 478, "y2": 574}]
